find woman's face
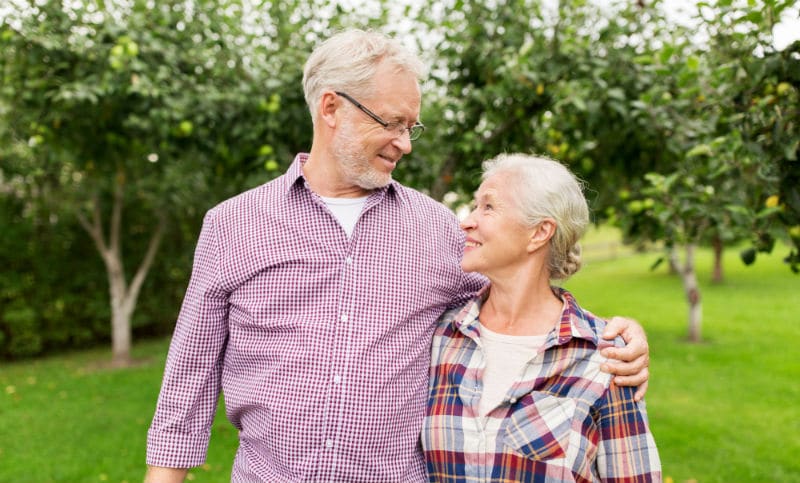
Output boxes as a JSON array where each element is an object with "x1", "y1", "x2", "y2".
[{"x1": 459, "y1": 173, "x2": 533, "y2": 277}]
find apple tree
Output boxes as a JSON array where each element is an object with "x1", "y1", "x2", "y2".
[{"x1": 0, "y1": 0, "x2": 289, "y2": 363}]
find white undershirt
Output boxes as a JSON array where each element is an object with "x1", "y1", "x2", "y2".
[
  {"x1": 478, "y1": 323, "x2": 548, "y2": 417},
  {"x1": 320, "y1": 196, "x2": 368, "y2": 238}
]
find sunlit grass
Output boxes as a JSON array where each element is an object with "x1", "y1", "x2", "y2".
[
  {"x1": 566, "y1": 235, "x2": 800, "y2": 483},
  {"x1": 0, "y1": 340, "x2": 237, "y2": 483},
  {"x1": 1, "y1": 234, "x2": 798, "y2": 482}
]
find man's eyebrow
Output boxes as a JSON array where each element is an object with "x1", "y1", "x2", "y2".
[{"x1": 386, "y1": 114, "x2": 412, "y2": 124}]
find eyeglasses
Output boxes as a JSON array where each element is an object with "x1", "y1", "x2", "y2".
[{"x1": 335, "y1": 91, "x2": 425, "y2": 141}]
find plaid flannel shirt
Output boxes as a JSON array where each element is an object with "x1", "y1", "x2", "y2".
[{"x1": 422, "y1": 286, "x2": 662, "y2": 482}]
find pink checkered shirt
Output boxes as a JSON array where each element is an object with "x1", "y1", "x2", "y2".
[{"x1": 146, "y1": 153, "x2": 485, "y2": 482}]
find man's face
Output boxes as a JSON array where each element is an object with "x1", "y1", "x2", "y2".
[{"x1": 332, "y1": 62, "x2": 422, "y2": 190}]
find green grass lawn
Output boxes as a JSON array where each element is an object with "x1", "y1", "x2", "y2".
[
  {"x1": 1, "y1": 237, "x2": 798, "y2": 482},
  {"x1": 0, "y1": 338, "x2": 238, "y2": 483},
  {"x1": 564, "y1": 238, "x2": 800, "y2": 483}
]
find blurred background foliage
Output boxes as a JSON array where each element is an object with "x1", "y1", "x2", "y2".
[{"x1": 0, "y1": 0, "x2": 798, "y2": 359}]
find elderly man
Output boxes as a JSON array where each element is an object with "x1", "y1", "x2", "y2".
[{"x1": 145, "y1": 29, "x2": 650, "y2": 483}]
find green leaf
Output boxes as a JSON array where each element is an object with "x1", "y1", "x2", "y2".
[
  {"x1": 570, "y1": 96, "x2": 587, "y2": 111},
  {"x1": 686, "y1": 144, "x2": 713, "y2": 158},
  {"x1": 607, "y1": 88, "x2": 626, "y2": 101},
  {"x1": 785, "y1": 140, "x2": 798, "y2": 161},
  {"x1": 649, "y1": 256, "x2": 665, "y2": 271},
  {"x1": 659, "y1": 45, "x2": 675, "y2": 64},
  {"x1": 744, "y1": 11, "x2": 763, "y2": 24}
]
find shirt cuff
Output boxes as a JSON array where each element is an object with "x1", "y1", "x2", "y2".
[{"x1": 146, "y1": 428, "x2": 212, "y2": 468}]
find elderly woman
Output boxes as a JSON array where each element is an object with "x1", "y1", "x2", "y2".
[{"x1": 422, "y1": 154, "x2": 661, "y2": 482}]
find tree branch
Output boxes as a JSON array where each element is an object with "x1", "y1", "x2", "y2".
[
  {"x1": 76, "y1": 193, "x2": 108, "y2": 256},
  {"x1": 110, "y1": 169, "x2": 124, "y2": 257},
  {"x1": 127, "y1": 213, "x2": 167, "y2": 306}
]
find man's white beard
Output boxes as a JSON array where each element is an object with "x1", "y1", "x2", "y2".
[{"x1": 333, "y1": 124, "x2": 393, "y2": 190}]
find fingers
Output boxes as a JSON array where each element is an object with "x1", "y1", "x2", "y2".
[
  {"x1": 602, "y1": 316, "x2": 629, "y2": 340},
  {"x1": 610, "y1": 364, "x2": 649, "y2": 386},
  {"x1": 607, "y1": 378, "x2": 648, "y2": 401},
  {"x1": 633, "y1": 380, "x2": 649, "y2": 402},
  {"x1": 601, "y1": 316, "x2": 649, "y2": 369},
  {"x1": 600, "y1": 351, "x2": 648, "y2": 376},
  {"x1": 602, "y1": 316, "x2": 651, "y2": 401},
  {"x1": 601, "y1": 348, "x2": 649, "y2": 397},
  {"x1": 603, "y1": 316, "x2": 646, "y2": 343},
  {"x1": 601, "y1": 337, "x2": 649, "y2": 368},
  {"x1": 601, "y1": 363, "x2": 649, "y2": 400}
]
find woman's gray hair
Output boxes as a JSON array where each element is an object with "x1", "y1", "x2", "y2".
[
  {"x1": 482, "y1": 153, "x2": 590, "y2": 280},
  {"x1": 302, "y1": 29, "x2": 426, "y2": 123}
]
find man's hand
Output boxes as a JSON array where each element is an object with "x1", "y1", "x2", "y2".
[{"x1": 600, "y1": 316, "x2": 650, "y2": 402}]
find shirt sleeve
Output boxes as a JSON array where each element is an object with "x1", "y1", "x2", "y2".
[
  {"x1": 594, "y1": 385, "x2": 662, "y2": 482},
  {"x1": 146, "y1": 210, "x2": 230, "y2": 468}
]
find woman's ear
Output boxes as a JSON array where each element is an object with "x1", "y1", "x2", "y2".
[{"x1": 527, "y1": 219, "x2": 556, "y2": 253}]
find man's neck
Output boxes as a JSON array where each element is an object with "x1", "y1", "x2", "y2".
[{"x1": 302, "y1": 152, "x2": 372, "y2": 198}]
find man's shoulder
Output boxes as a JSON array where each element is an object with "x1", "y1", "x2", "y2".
[
  {"x1": 207, "y1": 176, "x2": 286, "y2": 219},
  {"x1": 391, "y1": 182, "x2": 457, "y2": 220}
]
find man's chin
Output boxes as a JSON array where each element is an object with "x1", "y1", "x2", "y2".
[{"x1": 356, "y1": 174, "x2": 393, "y2": 190}]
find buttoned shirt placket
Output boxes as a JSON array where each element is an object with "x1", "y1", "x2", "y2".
[{"x1": 311, "y1": 188, "x2": 386, "y2": 481}]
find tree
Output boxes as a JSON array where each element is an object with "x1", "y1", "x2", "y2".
[
  {"x1": 0, "y1": 0, "x2": 288, "y2": 364},
  {"x1": 615, "y1": 0, "x2": 799, "y2": 341},
  {"x1": 737, "y1": 44, "x2": 800, "y2": 272},
  {"x1": 402, "y1": 0, "x2": 797, "y2": 342},
  {"x1": 1, "y1": 0, "x2": 406, "y2": 360}
]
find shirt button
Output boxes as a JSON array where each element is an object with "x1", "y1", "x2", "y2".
[
  {"x1": 345, "y1": 257, "x2": 353, "y2": 264},
  {"x1": 333, "y1": 375, "x2": 342, "y2": 384},
  {"x1": 509, "y1": 397, "x2": 517, "y2": 404},
  {"x1": 325, "y1": 439, "x2": 334, "y2": 448},
  {"x1": 340, "y1": 314, "x2": 348, "y2": 322}
]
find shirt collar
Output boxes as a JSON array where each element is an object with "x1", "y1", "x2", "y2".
[
  {"x1": 281, "y1": 153, "x2": 309, "y2": 194},
  {"x1": 552, "y1": 286, "x2": 602, "y2": 346},
  {"x1": 450, "y1": 285, "x2": 601, "y2": 347},
  {"x1": 282, "y1": 153, "x2": 404, "y2": 204}
]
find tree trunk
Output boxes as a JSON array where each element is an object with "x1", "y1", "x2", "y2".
[
  {"x1": 711, "y1": 235, "x2": 724, "y2": 284},
  {"x1": 680, "y1": 244, "x2": 703, "y2": 343},
  {"x1": 107, "y1": 250, "x2": 133, "y2": 366},
  {"x1": 667, "y1": 245, "x2": 680, "y2": 275},
  {"x1": 76, "y1": 172, "x2": 166, "y2": 366},
  {"x1": 110, "y1": 294, "x2": 135, "y2": 365}
]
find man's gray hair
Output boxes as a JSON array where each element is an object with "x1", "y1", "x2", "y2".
[
  {"x1": 302, "y1": 29, "x2": 426, "y2": 124},
  {"x1": 482, "y1": 153, "x2": 590, "y2": 280}
]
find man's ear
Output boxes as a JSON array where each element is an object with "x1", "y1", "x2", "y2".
[
  {"x1": 527, "y1": 219, "x2": 556, "y2": 253},
  {"x1": 319, "y1": 91, "x2": 340, "y2": 128}
]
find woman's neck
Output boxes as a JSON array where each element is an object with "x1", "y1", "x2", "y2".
[{"x1": 479, "y1": 274, "x2": 563, "y2": 336}]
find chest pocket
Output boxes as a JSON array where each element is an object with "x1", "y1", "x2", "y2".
[{"x1": 502, "y1": 393, "x2": 576, "y2": 461}]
